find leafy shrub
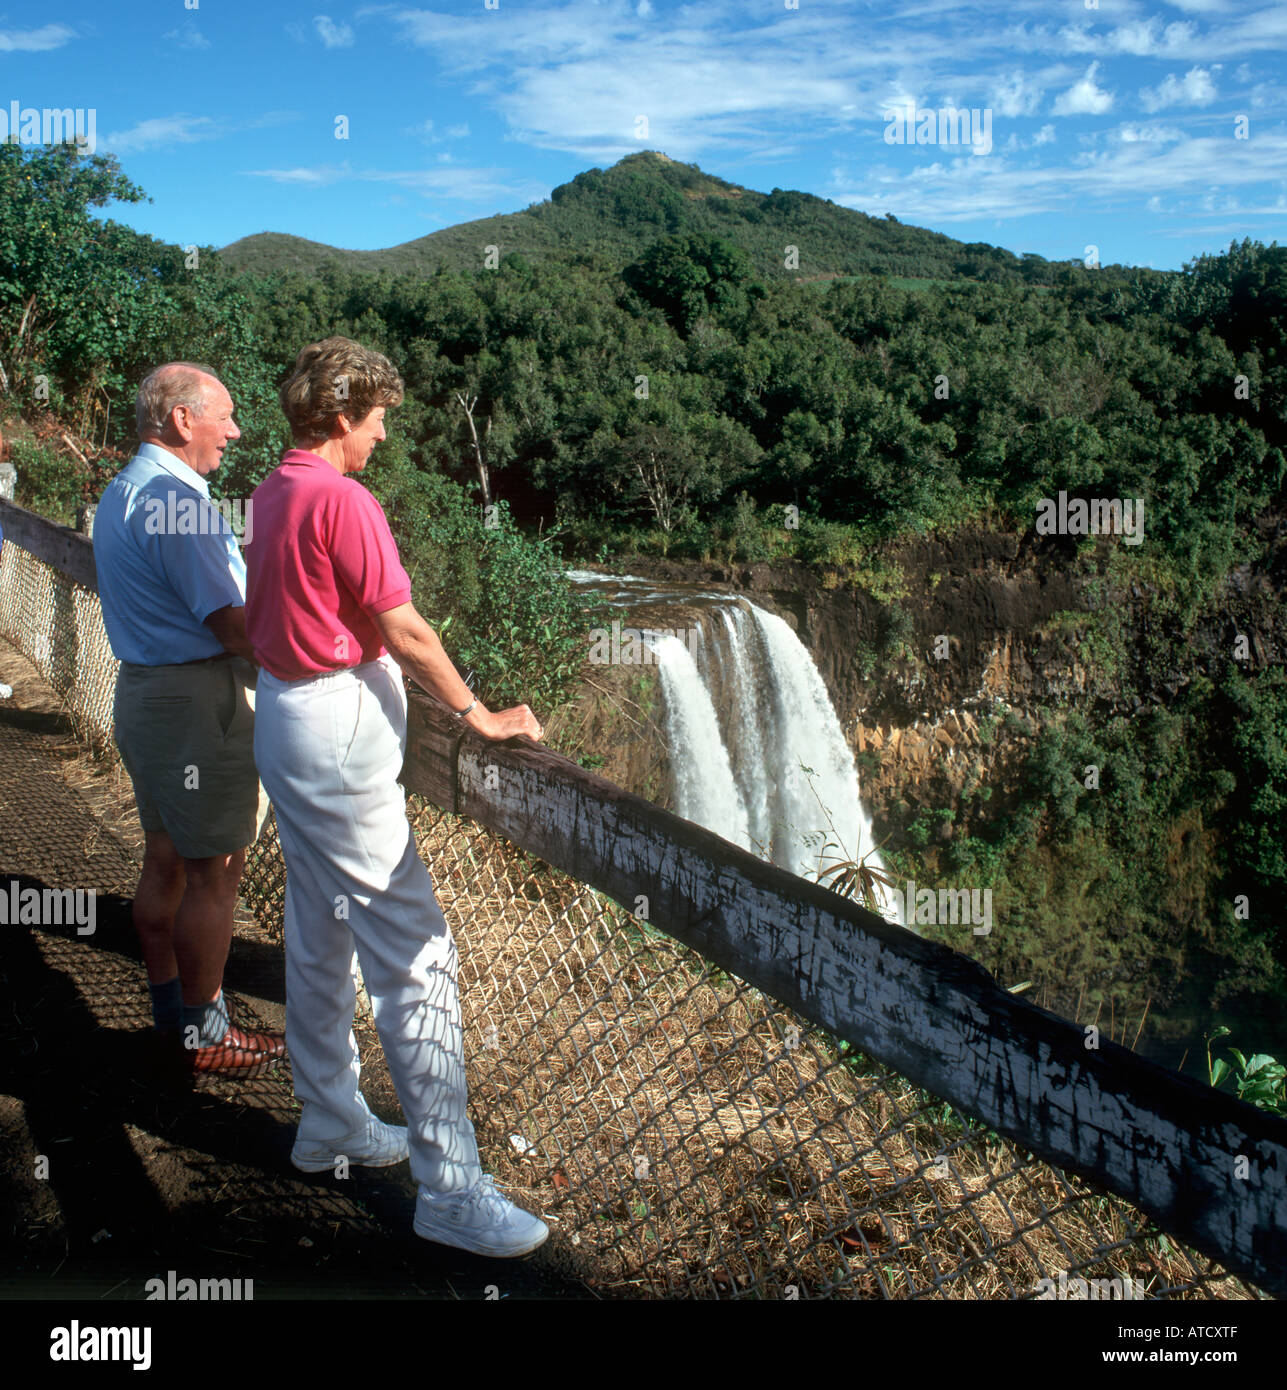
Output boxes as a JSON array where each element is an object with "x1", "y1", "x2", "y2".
[
  {"x1": 366, "y1": 447, "x2": 606, "y2": 717},
  {"x1": 10, "y1": 439, "x2": 102, "y2": 524},
  {"x1": 1206, "y1": 1028, "x2": 1286, "y2": 1115}
]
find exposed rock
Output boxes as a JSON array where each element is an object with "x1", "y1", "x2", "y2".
[{"x1": 598, "y1": 517, "x2": 1287, "y2": 852}]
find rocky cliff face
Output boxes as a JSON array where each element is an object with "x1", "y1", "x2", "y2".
[{"x1": 582, "y1": 516, "x2": 1287, "y2": 855}]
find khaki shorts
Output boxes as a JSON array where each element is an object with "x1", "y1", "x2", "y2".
[{"x1": 114, "y1": 656, "x2": 263, "y2": 859}]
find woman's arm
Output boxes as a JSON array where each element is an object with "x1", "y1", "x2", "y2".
[{"x1": 373, "y1": 601, "x2": 542, "y2": 742}]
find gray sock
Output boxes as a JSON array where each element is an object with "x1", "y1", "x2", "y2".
[{"x1": 180, "y1": 991, "x2": 230, "y2": 1049}]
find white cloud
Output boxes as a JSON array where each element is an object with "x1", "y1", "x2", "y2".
[
  {"x1": 1002, "y1": 121, "x2": 1056, "y2": 153},
  {"x1": 1141, "y1": 66, "x2": 1217, "y2": 112},
  {"x1": 1053, "y1": 61, "x2": 1113, "y2": 115},
  {"x1": 103, "y1": 110, "x2": 296, "y2": 155},
  {"x1": 0, "y1": 23, "x2": 75, "y2": 51},
  {"x1": 1060, "y1": 18, "x2": 1198, "y2": 59},
  {"x1": 1052, "y1": 6, "x2": 1287, "y2": 63},
  {"x1": 360, "y1": 0, "x2": 1284, "y2": 169},
  {"x1": 384, "y1": 2, "x2": 863, "y2": 161},
  {"x1": 831, "y1": 129, "x2": 1287, "y2": 226},
  {"x1": 314, "y1": 15, "x2": 355, "y2": 48},
  {"x1": 408, "y1": 119, "x2": 472, "y2": 144},
  {"x1": 102, "y1": 115, "x2": 217, "y2": 155},
  {"x1": 163, "y1": 28, "x2": 212, "y2": 51},
  {"x1": 244, "y1": 162, "x2": 540, "y2": 206},
  {"x1": 1116, "y1": 124, "x2": 1183, "y2": 144},
  {"x1": 245, "y1": 165, "x2": 344, "y2": 185},
  {"x1": 991, "y1": 71, "x2": 1043, "y2": 118}
]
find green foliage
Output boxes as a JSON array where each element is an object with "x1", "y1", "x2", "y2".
[
  {"x1": 9, "y1": 439, "x2": 99, "y2": 524},
  {"x1": 934, "y1": 677, "x2": 1285, "y2": 1049},
  {"x1": 623, "y1": 230, "x2": 758, "y2": 335},
  {"x1": 1223, "y1": 666, "x2": 1287, "y2": 895},
  {"x1": 365, "y1": 449, "x2": 604, "y2": 716},
  {"x1": 1206, "y1": 1028, "x2": 1287, "y2": 1116},
  {"x1": 211, "y1": 189, "x2": 1287, "y2": 595},
  {"x1": 0, "y1": 142, "x2": 154, "y2": 431},
  {"x1": 877, "y1": 603, "x2": 916, "y2": 659}
]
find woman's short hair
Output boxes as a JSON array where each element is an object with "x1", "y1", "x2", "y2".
[
  {"x1": 279, "y1": 336, "x2": 405, "y2": 447},
  {"x1": 136, "y1": 362, "x2": 220, "y2": 438}
]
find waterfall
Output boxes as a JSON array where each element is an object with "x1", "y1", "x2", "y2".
[
  {"x1": 648, "y1": 597, "x2": 904, "y2": 926},
  {"x1": 647, "y1": 630, "x2": 753, "y2": 854}
]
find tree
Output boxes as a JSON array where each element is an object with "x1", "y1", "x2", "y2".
[
  {"x1": 623, "y1": 232, "x2": 755, "y2": 335},
  {"x1": 0, "y1": 142, "x2": 156, "y2": 416},
  {"x1": 453, "y1": 389, "x2": 492, "y2": 509}
]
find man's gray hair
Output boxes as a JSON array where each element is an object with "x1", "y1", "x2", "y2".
[{"x1": 136, "y1": 362, "x2": 221, "y2": 438}]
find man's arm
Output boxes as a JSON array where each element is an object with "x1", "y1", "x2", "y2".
[
  {"x1": 373, "y1": 601, "x2": 542, "y2": 742},
  {"x1": 204, "y1": 604, "x2": 257, "y2": 664}
]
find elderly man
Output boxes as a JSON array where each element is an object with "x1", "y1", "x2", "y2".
[{"x1": 93, "y1": 362, "x2": 285, "y2": 1075}]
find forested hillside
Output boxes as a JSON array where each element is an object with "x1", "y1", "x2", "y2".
[
  {"x1": 220, "y1": 149, "x2": 1068, "y2": 285},
  {"x1": 2, "y1": 140, "x2": 1284, "y2": 1079}
]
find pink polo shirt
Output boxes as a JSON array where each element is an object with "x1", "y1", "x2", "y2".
[{"x1": 244, "y1": 450, "x2": 413, "y2": 681}]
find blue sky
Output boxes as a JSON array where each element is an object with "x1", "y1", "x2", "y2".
[{"x1": 5, "y1": 0, "x2": 1285, "y2": 270}]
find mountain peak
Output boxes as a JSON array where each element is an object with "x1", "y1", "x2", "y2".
[{"x1": 218, "y1": 155, "x2": 1051, "y2": 288}]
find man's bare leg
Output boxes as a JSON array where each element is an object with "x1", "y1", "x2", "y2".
[
  {"x1": 169, "y1": 847, "x2": 286, "y2": 1065},
  {"x1": 174, "y1": 849, "x2": 245, "y2": 1008},
  {"x1": 134, "y1": 830, "x2": 186, "y2": 984}
]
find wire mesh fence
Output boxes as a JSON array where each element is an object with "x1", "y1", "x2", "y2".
[
  {"x1": 0, "y1": 530, "x2": 117, "y2": 749},
  {"x1": 1, "y1": 522, "x2": 1270, "y2": 1300}
]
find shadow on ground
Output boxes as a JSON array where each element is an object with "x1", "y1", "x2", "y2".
[{"x1": 0, "y1": 642, "x2": 596, "y2": 1301}]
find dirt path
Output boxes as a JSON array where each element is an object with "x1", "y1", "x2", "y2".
[{"x1": 0, "y1": 640, "x2": 593, "y2": 1301}]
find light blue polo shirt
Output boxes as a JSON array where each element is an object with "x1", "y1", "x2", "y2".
[{"x1": 94, "y1": 442, "x2": 246, "y2": 665}]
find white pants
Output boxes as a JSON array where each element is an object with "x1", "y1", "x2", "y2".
[{"x1": 254, "y1": 654, "x2": 482, "y2": 1194}]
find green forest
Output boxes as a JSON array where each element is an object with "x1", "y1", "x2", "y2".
[{"x1": 2, "y1": 141, "x2": 1285, "y2": 1089}]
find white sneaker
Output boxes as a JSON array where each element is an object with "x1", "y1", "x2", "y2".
[
  {"x1": 414, "y1": 1176, "x2": 549, "y2": 1257},
  {"x1": 291, "y1": 1116, "x2": 410, "y2": 1173}
]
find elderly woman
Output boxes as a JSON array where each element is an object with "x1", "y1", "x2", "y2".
[{"x1": 244, "y1": 336, "x2": 547, "y2": 1256}]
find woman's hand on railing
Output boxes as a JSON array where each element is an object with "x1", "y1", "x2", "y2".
[{"x1": 470, "y1": 704, "x2": 543, "y2": 743}]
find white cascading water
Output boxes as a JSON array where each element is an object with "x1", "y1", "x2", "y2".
[
  {"x1": 645, "y1": 630, "x2": 753, "y2": 853},
  {"x1": 649, "y1": 598, "x2": 904, "y2": 927},
  {"x1": 713, "y1": 608, "x2": 772, "y2": 855}
]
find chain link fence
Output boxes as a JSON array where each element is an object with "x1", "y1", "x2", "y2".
[
  {"x1": 0, "y1": 523, "x2": 118, "y2": 748},
  {"x1": 1, "y1": 517, "x2": 1269, "y2": 1300}
]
